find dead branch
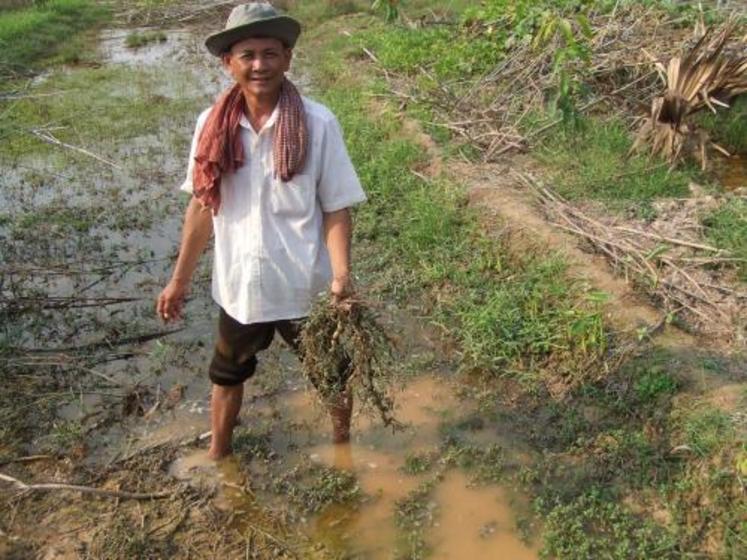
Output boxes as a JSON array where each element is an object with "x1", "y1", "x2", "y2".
[
  {"x1": 9, "y1": 328, "x2": 184, "y2": 354},
  {"x1": 516, "y1": 171, "x2": 744, "y2": 341},
  {"x1": 28, "y1": 128, "x2": 122, "y2": 169},
  {"x1": 0, "y1": 472, "x2": 172, "y2": 500}
]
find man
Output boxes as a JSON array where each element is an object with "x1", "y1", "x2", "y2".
[{"x1": 156, "y1": 2, "x2": 366, "y2": 460}]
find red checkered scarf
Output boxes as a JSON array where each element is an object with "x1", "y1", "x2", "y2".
[{"x1": 192, "y1": 79, "x2": 308, "y2": 215}]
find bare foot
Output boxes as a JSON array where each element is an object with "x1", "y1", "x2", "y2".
[
  {"x1": 169, "y1": 449, "x2": 220, "y2": 488},
  {"x1": 207, "y1": 448, "x2": 233, "y2": 461}
]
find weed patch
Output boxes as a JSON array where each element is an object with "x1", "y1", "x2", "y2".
[
  {"x1": 537, "y1": 118, "x2": 699, "y2": 215},
  {"x1": 696, "y1": 93, "x2": 747, "y2": 154},
  {"x1": 394, "y1": 476, "x2": 440, "y2": 559},
  {"x1": 126, "y1": 29, "x2": 167, "y2": 49},
  {"x1": 308, "y1": 50, "x2": 608, "y2": 386},
  {"x1": 271, "y1": 462, "x2": 362, "y2": 515},
  {"x1": 701, "y1": 197, "x2": 747, "y2": 281},
  {"x1": 540, "y1": 490, "x2": 679, "y2": 559},
  {"x1": 0, "y1": 64, "x2": 205, "y2": 163}
]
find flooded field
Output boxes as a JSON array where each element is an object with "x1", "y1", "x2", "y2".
[
  {"x1": 2, "y1": 2, "x2": 745, "y2": 559},
  {"x1": 0, "y1": 13, "x2": 542, "y2": 559}
]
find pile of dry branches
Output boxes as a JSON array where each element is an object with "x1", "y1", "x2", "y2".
[
  {"x1": 299, "y1": 297, "x2": 399, "y2": 427},
  {"x1": 519, "y1": 172, "x2": 746, "y2": 343},
  {"x1": 370, "y1": 5, "x2": 740, "y2": 162}
]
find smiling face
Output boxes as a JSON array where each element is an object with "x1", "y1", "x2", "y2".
[{"x1": 221, "y1": 36, "x2": 292, "y2": 101}]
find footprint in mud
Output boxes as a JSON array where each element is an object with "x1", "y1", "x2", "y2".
[{"x1": 169, "y1": 450, "x2": 251, "y2": 511}]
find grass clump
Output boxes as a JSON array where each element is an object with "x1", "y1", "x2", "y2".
[
  {"x1": 125, "y1": 29, "x2": 167, "y2": 49},
  {"x1": 300, "y1": 298, "x2": 398, "y2": 426},
  {"x1": 360, "y1": 25, "x2": 503, "y2": 84},
  {"x1": 682, "y1": 406, "x2": 735, "y2": 458},
  {"x1": 537, "y1": 118, "x2": 698, "y2": 215},
  {"x1": 697, "y1": 94, "x2": 747, "y2": 154},
  {"x1": 633, "y1": 366, "x2": 679, "y2": 402},
  {"x1": 273, "y1": 463, "x2": 363, "y2": 515},
  {"x1": 0, "y1": 0, "x2": 108, "y2": 73},
  {"x1": 540, "y1": 491, "x2": 678, "y2": 559},
  {"x1": 701, "y1": 197, "x2": 747, "y2": 281}
]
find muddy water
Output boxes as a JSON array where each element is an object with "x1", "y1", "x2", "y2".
[
  {"x1": 713, "y1": 154, "x2": 747, "y2": 192},
  {"x1": 430, "y1": 471, "x2": 538, "y2": 559},
  {"x1": 280, "y1": 375, "x2": 537, "y2": 558}
]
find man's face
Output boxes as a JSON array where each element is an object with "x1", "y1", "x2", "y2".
[{"x1": 222, "y1": 36, "x2": 292, "y2": 98}]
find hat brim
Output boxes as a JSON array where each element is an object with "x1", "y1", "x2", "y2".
[{"x1": 205, "y1": 16, "x2": 301, "y2": 56}]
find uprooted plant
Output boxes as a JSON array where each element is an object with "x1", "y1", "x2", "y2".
[{"x1": 299, "y1": 296, "x2": 400, "y2": 428}]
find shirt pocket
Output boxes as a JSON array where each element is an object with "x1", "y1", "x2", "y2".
[{"x1": 270, "y1": 173, "x2": 315, "y2": 218}]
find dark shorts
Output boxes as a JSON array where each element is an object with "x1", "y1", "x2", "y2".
[{"x1": 209, "y1": 308, "x2": 306, "y2": 386}]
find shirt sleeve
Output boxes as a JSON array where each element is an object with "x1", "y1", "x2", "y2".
[
  {"x1": 316, "y1": 115, "x2": 367, "y2": 213},
  {"x1": 179, "y1": 108, "x2": 211, "y2": 194}
]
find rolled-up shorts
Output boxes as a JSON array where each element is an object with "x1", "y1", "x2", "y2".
[{"x1": 209, "y1": 308, "x2": 305, "y2": 386}]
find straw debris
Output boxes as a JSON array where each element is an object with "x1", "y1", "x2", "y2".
[{"x1": 632, "y1": 22, "x2": 747, "y2": 169}]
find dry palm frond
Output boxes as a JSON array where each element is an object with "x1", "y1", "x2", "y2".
[
  {"x1": 632, "y1": 22, "x2": 747, "y2": 169},
  {"x1": 299, "y1": 297, "x2": 400, "y2": 428}
]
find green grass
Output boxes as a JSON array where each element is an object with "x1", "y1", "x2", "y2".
[
  {"x1": 307, "y1": 32, "x2": 608, "y2": 382},
  {"x1": 0, "y1": 0, "x2": 108, "y2": 73},
  {"x1": 697, "y1": 95, "x2": 747, "y2": 154},
  {"x1": 359, "y1": 24, "x2": 505, "y2": 83},
  {"x1": 702, "y1": 197, "x2": 747, "y2": 280},
  {"x1": 292, "y1": 6, "x2": 747, "y2": 559},
  {"x1": 537, "y1": 118, "x2": 699, "y2": 216},
  {"x1": 683, "y1": 406, "x2": 735, "y2": 458},
  {"x1": 394, "y1": 476, "x2": 440, "y2": 559},
  {"x1": 125, "y1": 29, "x2": 167, "y2": 49}
]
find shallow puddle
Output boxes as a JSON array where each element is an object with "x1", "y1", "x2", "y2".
[
  {"x1": 269, "y1": 374, "x2": 538, "y2": 558},
  {"x1": 429, "y1": 471, "x2": 538, "y2": 559},
  {"x1": 714, "y1": 154, "x2": 747, "y2": 191}
]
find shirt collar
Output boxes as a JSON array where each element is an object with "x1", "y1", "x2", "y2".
[{"x1": 239, "y1": 101, "x2": 280, "y2": 135}]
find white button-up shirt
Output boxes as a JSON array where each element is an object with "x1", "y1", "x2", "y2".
[{"x1": 180, "y1": 97, "x2": 367, "y2": 324}]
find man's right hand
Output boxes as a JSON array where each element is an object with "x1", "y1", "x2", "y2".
[{"x1": 157, "y1": 279, "x2": 188, "y2": 323}]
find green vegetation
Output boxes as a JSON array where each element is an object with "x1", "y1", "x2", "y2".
[
  {"x1": 683, "y1": 406, "x2": 735, "y2": 458},
  {"x1": 395, "y1": 476, "x2": 440, "y2": 559},
  {"x1": 0, "y1": 0, "x2": 108, "y2": 73},
  {"x1": 698, "y1": 95, "x2": 747, "y2": 154},
  {"x1": 702, "y1": 197, "x2": 747, "y2": 280},
  {"x1": 272, "y1": 463, "x2": 363, "y2": 515},
  {"x1": 313, "y1": 53, "x2": 607, "y2": 382},
  {"x1": 537, "y1": 119, "x2": 698, "y2": 215},
  {"x1": 125, "y1": 29, "x2": 167, "y2": 48},
  {"x1": 541, "y1": 491, "x2": 679, "y2": 559}
]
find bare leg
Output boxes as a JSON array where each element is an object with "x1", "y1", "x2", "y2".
[
  {"x1": 328, "y1": 388, "x2": 353, "y2": 444},
  {"x1": 208, "y1": 383, "x2": 243, "y2": 460}
]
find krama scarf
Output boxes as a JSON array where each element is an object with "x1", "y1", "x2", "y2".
[{"x1": 192, "y1": 78, "x2": 308, "y2": 215}]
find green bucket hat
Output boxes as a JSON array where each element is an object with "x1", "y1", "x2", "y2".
[{"x1": 205, "y1": 2, "x2": 301, "y2": 56}]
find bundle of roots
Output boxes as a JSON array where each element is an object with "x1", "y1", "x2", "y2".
[
  {"x1": 632, "y1": 21, "x2": 747, "y2": 169},
  {"x1": 299, "y1": 297, "x2": 399, "y2": 428}
]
